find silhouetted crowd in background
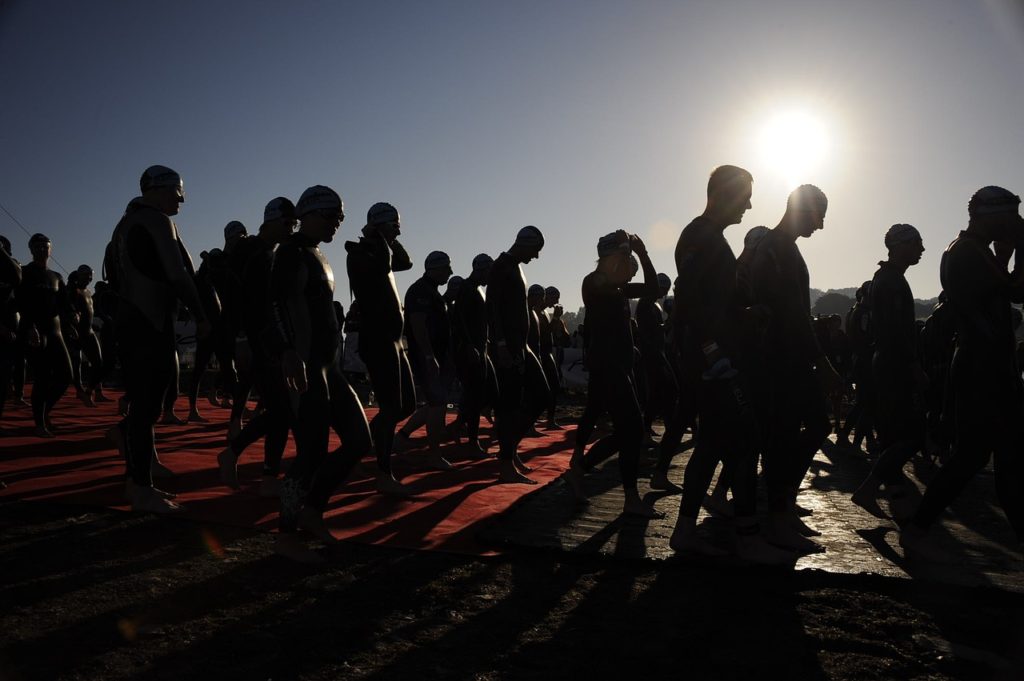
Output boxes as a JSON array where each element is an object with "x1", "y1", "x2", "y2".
[{"x1": 1, "y1": 164, "x2": 1022, "y2": 564}]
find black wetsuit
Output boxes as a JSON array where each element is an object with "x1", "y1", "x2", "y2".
[
  {"x1": 346, "y1": 232, "x2": 415, "y2": 473},
  {"x1": 16, "y1": 261, "x2": 73, "y2": 429},
  {"x1": 453, "y1": 277, "x2": 497, "y2": 443},
  {"x1": 525, "y1": 308, "x2": 550, "y2": 427},
  {"x1": 672, "y1": 217, "x2": 760, "y2": 519},
  {"x1": 842, "y1": 299, "x2": 875, "y2": 444},
  {"x1": 920, "y1": 300, "x2": 955, "y2": 447},
  {"x1": 268, "y1": 231, "x2": 370, "y2": 530},
  {"x1": 227, "y1": 234, "x2": 266, "y2": 423},
  {"x1": 536, "y1": 309, "x2": 561, "y2": 423},
  {"x1": 865, "y1": 261, "x2": 925, "y2": 485},
  {"x1": 107, "y1": 198, "x2": 206, "y2": 486},
  {"x1": 190, "y1": 251, "x2": 237, "y2": 407},
  {"x1": 0, "y1": 250, "x2": 22, "y2": 424},
  {"x1": 405, "y1": 275, "x2": 450, "y2": 405},
  {"x1": 488, "y1": 252, "x2": 543, "y2": 460},
  {"x1": 749, "y1": 227, "x2": 831, "y2": 509},
  {"x1": 228, "y1": 235, "x2": 291, "y2": 476},
  {"x1": 92, "y1": 285, "x2": 119, "y2": 391},
  {"x1": 573, "y1": 253, "x2": 659, "y2": 491},
  {"x1": 66, "y1": 275, "x2": 102, "y2": 395},
  {"x1": 912, "y1": 232, "x2": 1024, "y2": 539}
]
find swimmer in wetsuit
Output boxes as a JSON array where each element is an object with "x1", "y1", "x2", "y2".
[
  {"x1": 535, "y1": 285, "x2": 563, "y2": 430},
  {"x1": 0, "y1": 236, "x2": 21, "y2": 436},
  {"x1": 851, "y1": 225, "x2": 927, "y2": 518},
  {"x1": 266, "y1": 185, "x2": 373, "y2": 563},
  {"x1": 16, "y1": 233, "x2": 74, "y2": 438},
  {"x1": 91, "y1": 280, "x2": 117, "y2": 403},
  {"x1": 395, "y1": 250, "x2": 457, "y2": 470},
  {"x1": 67, "y1": 265, "x2": 103, "y2": 408},
  {"x1": 346, "y1": 202, "x2": 416, "y2": 495},
  {"x1": 488, "y1": 226, "x2": 546, "y2": 484},
  {"x1": 105, "y1": 165, "x2": 211, "y2": 513},
  {"x1": 524, "y1": 284, "x2": 552, "y2": 437},
  {"x1": 666, "y1": 166, "x2": 791, "y2": 563},
  {"x1": 748, "y1": 184, "x2": 840, "y2": 554},
  {"x1": 452, "y1": 254, "x2": 498, "y2": 457},
  {"x1": 217, "y1": 197, "x2": 298, "y2": 494},
  {"x1": 901, "y1": 186, "x2": 1024, "y2": 561}
]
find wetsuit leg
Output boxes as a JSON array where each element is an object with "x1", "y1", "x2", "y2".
[
  {"x1": 81, "y1": 333, "x2": 103, "y2": 393},
  {"x1": 0, "y1": 341, "x2": 13, "y2": 421},
  {"x1": 868, "y1": 377, "x2": 924, "y2": 485},
  {"x1": 495, "y1": 364, "x2": 525, "y2": 460},
  {"x1": 163, "y1": 350, "x2": 180, "y2": 414},
  {"x1": 541, "y1": 352, "x2": 559, "y2": 422},
  {"x1": 455, "y1": 352, "x2": 484, "y2": 442},
  {"x1": 580, "y1": 370, "x2": 644, "y2": 492},
  {"x1": 27, "y1": 344, "x2": 51, "y2": 427},
  {"x1": 68, "y1": 338, "x2": 84, "y2": 392},
  {"x1": 280, "y1": 364, "x2": 331, "y2": 532},
  {"x1": 656, "y1": 365, "x2": 696, "y2": 474},
  {"x1": 45, "y1": 335, "x2": 72, "y2": 417},
  {"x1": 11, "y1": 343, "x2": 25, "y2": 401},
  {"x1": 189, "y1": 334, "x2": 214, "y2": 406},
  {"x1": 118, "y1": 305, "x2": 175, "y2": 486},
  {"x1": 521, "y1": 349, "x2": 550, "y2": 434},
  {"x1": 230, "y1": 358, "x2": 290, "y2": 476},
  {"x1": 363, "y1": 339, "x2": 416, "y2": 473}
]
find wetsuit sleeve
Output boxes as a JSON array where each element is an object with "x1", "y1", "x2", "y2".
[
  {"x1": 147, "y1": 215, "x2": 208, "y2": 324},
  {"x1": 752, "y1": 241, "x2": 821, "y2": 364},
  {"x1": 405, "y1": 281, "x2": 435, "y2": 358},
  {"x1": 0, "y1": 250, "x2": 20, "y2": 287},
  {"x1": 266, "y1": 245, "x2": 308, "y2": 354},
  {"x1": 621, "y1": 249, "x2": 660, "y2": 300},
  {"x1": 389, "y1": 239, "x2": 413, "y2": 273}
]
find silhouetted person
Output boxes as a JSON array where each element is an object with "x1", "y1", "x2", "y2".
[
  {"x1": 16, "y1": 233, "x2": 73, "y2": 438},
  {"x1": 749, "y1": 183, "x2": 839, "y2": 554},
  {"x1": 187, "y1": 246, "x2": 232, "y2": 421},
  {"x1": 666, "y1": 166, "x2": 789, "y2": 563},
  {"x1": 851, "y1": 224, "x2": 928, "y2": 517},
  {"x1": 67, "y1": 264, "x2": 102, "y2": 407},
  {"x1": 346, "y1": 202, "x2": 416, "y2": 495},
  {"x1": 524, "y1": 284, "x2": 552, "y2": 436},
  {"x1": 488, "y1": 225, "x2": 545, "y2": 484},
  {"x1": 637, "y1": 272, "x2": 681, "y2": 491},
  {"x1": 452, "y1": 254, "x2": 497, "y2": 457},
  {"x1": 104, "y1": 165, "x2": 210, "y2": 512},
  {"x1": 838, "y1": 280, "x2": 876, "y2": 451},
  {"x1": 91, "y1": 279, "x2": 117, "y2": 403},
  {"x1": 267, "y1": 185, "x2": 373, "y2": 563},
  {"x1": 537, "y1": 285, "x2": 563, "y2": 429},
  {"x1": 901, "y1": 186, "x2": 1024, "y2": 560},
  {"x1": 0, "y1": 235, "x2": 21, "y2": 436}
]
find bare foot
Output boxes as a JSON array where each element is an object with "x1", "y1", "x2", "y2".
[
  {"x1": 544, "y1": 421, "x2": 565, "y2": 431},
  {"x1": 851, "y1": 486, "x2": 888, "y2": 519},
  {"x1": 296, "y1": 506, "x2": 340, "y2": 545},
  {"x1": 77, "y1": 389, "x2": 96, "y2": 408},
  {"x1": 649, "y1": 471, "x2": 682, "y2": 494},
  {"x1": 188, "y1": 408, "x2": 208, "y2": 423},
  {"x1": 623, "y1": 498, "x2": 664, "y2": 519},
  {"x1": 736, "y1": 533, "x2": 795, "y2": 565},
  {"x1": 669, "y1": 525, "x2": 729, "y2": 556},
  {"x1": 129, "y1": 485, "x2": 182, "y2": 514},
  {"x1": 217, "y1": 446, "x2": 240, "y2": 490},
  {"x1": 376, "y1": 473, "x2": 414, "y2": 497},
  {"x1": 786, "y1": 511, "x2": 822, "y2": 537},
  {"x1": 466, "y1": 440, "x2": 492, "y2": 460},
  {"x1": 498, "y1": 460, "x2": 537, "y2": 485},
  {"x1": 274, "y1": 533, "x2": 326, "y2": 564},
  {"x1": 160, "y1": 411, "x2": 187, "y2": 426},
  {"x1": 766, "y1": 519, "x2": 825, "y2": 554},
  {"x1": 523, "y1": 428, "x2": 543, "y2": 438},
  {"x1": 513, "y1": 455, "x2": 534, "y2": 474}
]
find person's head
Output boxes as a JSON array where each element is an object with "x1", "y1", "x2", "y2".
[
  {"x1": 223, "y1": 220, "x2": 247, "y2": 246},
  {"x1": 528, "y1": 284, "x2": 546, "y2": 308},
  {"x1": 544, "y1": 286, "x2": 561, "y2": 308},
  {"x1": 140, "y1": 165, "x2": 184, "y2": 216},
  {"x1": 968, "y1": 186, "x2": 1023, "y2": 243},
  {"x1": 828, "y1": 314, "x2": 843, "y2": 332},
  {"x1": 855, "y1": 280, "x2": 871, "y2": 302},
  {"x1": 94, "y1": 280, "x2": 108, "y2": 294},
  {"x1": 508, "y1": 225, "x2": 544, "y2": 263},
  {"x1": 0, "y1": 235, "x2": 11, "y2": 257},
  {"x1": 656, "y1": 272, "x2": 672, "y2": 298},
  {"x1": 884, "y1": 223, "x2": 925, "y2": 268},
  {"x1": 295, "y1": 185, "x2": 344, "y2": 244},
  {"x1": 260, "y1": 197, "x2": 298, "y2": 243},
  {"x1": 779, "y1": 184, "x2": 827, "y2": 239},
  {"x1": 444, "y1": 275, "x2": 464, "y2": 303},
  {"x1": 76, "y1": 264, "x2": 94, "y2": 288},
  {"x1": 424, "y1": 250, "x2": 453, "y2": 285},
  {"x1": 596, "y1": 230, "x2": 633, "y2": 284},
  {"x1": 470, "y1": 253, "x2": 494, "y2": 285},
  {"x1": 741, "y1": 225, "x2": 770, "y2": 255},
  {"x1": 705, "y1": 165, "x2": 753, "y2": 226},
  {"x1": 28, "y1": 233, "x2": 51, "y2": 264},
  {"x1": 364, "y1": 202, "x2": 401, "y2": 242}
]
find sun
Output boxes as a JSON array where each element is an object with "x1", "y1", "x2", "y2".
[{"x1": 758, "y1": 109, "x2": 830, "y2": 188}]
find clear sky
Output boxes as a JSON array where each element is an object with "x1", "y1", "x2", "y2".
[{"x1": 2, "y1": 0, "x2": 1023, "y2": 312}]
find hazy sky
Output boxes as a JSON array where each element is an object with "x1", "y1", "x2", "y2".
[{"x1": 2, "y1": 0, "x2": 1023, "y2": 312}]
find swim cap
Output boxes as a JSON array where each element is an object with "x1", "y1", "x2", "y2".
[
  {"x1": 884, "y1": 223, "x2": 921, "y2": 248},
  {"x1": 425, "y1": 250, "x2": 451, "y2": 271},
  {"x1": 264, "y1": 197, "x2": 296, "y2": 222},
  {"x1": 296, "y1": 185, "x2": 344, "y2": 217},
  {"x1": 224, "y1": 221, "x2": 247, "y2": 239},
  {"x1": 76, "y1": 264, "x2": 93, "y2": 277},
  {"x1": 545, "y1": 286, "x2": 560, "y2": 298},
  {"x1": 528, "y1": 284, "x2": 545, "y2": 297},
  {"x1": 0, "y1": 235, "x2": 10, "y2": 256},
  {"x1": 514, "y1": 225, "x2": 545, "y2": 250},
  {"x1": 447, "y1": 275, "x2": 464, "y2": 292},
  {"x1": 140, "y1": 165, "x2": 184, "y2": 196},
  {"x1": 656, "y1": 273, "x2": 672, "y2": 289},
  {"x1": 471, "y1": 253, "x2": 494, "y2": 272},
  {"x1": 968, "y1": 186, "x2": 1021, "y2": 217},
  {"x1": 29, "y1": 233, "x2": 50, "y2": 247},
  {"x1": 597, "y1": 231, "x2": 630, "y2": 257},
  {"x1": 786, "y1": 184, "x2": 828, "y2": 214},
  {"x1": 367, "y1": 202, "x2": 400, "y2": 227},
  {"x1": 743, "y1": 225, "x2": 770, "y2": 249}
]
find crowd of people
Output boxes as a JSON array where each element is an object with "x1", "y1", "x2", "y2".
[{"x1": 0, "y1": 163, "x2": 1021, "y2": 565}]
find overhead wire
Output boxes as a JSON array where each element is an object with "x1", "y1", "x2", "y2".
[{"x1": 0, "y1": 198, "x2": 71, "y2": 275}]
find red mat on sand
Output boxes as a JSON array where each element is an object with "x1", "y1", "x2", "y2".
[{"x1": 0, "y1": 389, "x2": 572, "y2": 556}]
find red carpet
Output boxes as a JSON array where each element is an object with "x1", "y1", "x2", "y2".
[{"x1": 0, "y1": 389, "x2": 573, "y2": 556}]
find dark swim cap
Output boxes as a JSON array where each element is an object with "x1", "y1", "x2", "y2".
[
  {"x1": 367, "y1": 202, "x2": 400, "y2": 226},
  {"x1": 425, "y1": 250, "x2": 451, "y2": 271},
  {"x1": 514, "y1": 225, "x2": 545, "y2": 250},
  {"x1": 528, "y1": 284, "x2": 545, "y2": 297},
  {"x1": 264, "y1": 197, "x2": 296, "y2": 222},
  {"x1": 471, "y1": 253, "x2": 494, "y2": 272},
  {"x1": 296, "y1": 185, "x2": 344, "y2": 217},
  {"x1": 656, "y1": 273, "x2": 672, "y2": 289},
  {"x1": 29, "y1": 233, "x2": 50, "y2": 247},
  {"x1": 545, "y1": 286, "x2": 560, "y2": 298},
  {"x1": 140, "y1": 165, "x2": 184, "y2": 195},
  {"x1": 968, "y1": 186, "x2": 1021, "y2": 217},
  {"x1": 597, "y1": 231, "x2": 630, "y2": 257},
  {"x1": 224, "y1": 221, "x2": 247, "y2": 239},
  {"x1": 76, "y1": 264, "x2": 94, "y2": 278}
]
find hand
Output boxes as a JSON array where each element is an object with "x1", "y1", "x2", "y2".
[
  {"x1": 629, "y1": 233, "x2": 647, "y2": 255},
  {"x1": 282, "y1": 349, "x2": 308, "y2": 394},
  {"x1": 994, "y1": 240, "x2": 1014, "y2": 268}
]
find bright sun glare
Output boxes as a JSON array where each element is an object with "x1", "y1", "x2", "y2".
[{"x1": 758, "y1": 110, "x2": 830, "y2": 187}]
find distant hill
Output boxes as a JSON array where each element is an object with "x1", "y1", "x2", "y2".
[{"x1": 810, "y1": 287, "x2": 939, "y2": 320}]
